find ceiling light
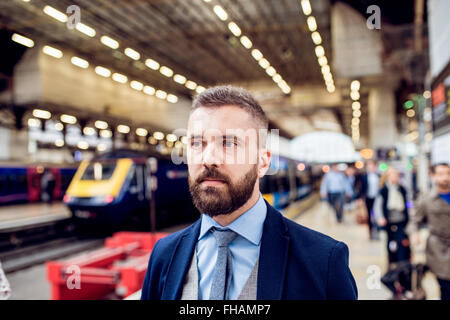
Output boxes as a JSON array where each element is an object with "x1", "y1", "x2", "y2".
[
  {"x1": 130, "y1": 80, "x2": 143, "y2": 91},
  {"x1": 196, "y1": 86, "x2": 206, "y2": 94},
  {"x1": 185, "y1": 80, "x2": 197, "y2": 90},
  {"x1": 100, "y1": 35, "x2": 119, "y2": 49},
  {"x1": 124, "y1": 48, "x2": 140, "y2": 60},
  {"x1": 71, "y1": 56, "x2": 89, "y2": 69},
  {"x1": 258, "y1": 58, "x2": 270, "y2": 69},
  {"x1": 251, "y1": 49, "x2": 263, "y2": 61},
  {"x1": 228, "y1": 22, "x2": 241, "y2": 37},
  {"x1": 321, "y1": 65, "x2": 330, "y2": 74},
  {"x1": 167, "y1": 94, "x2": 178, "y2": 103},
  {"x1": 143, "y1": 85, "x2": 155, "y2": 95},
  {"x1": 350, "y1": 80, "x2": 360, "y2": 91},
  {"x1": 266, "y1": 66, "x2": 276, "y2": 76},
  {"x1": 315, "y1": 45, "x2": 325, "y2": 57},
  {"x1": 160, "y1": 66, "x2": 173, "y2": 77},
  {"x1": 311, "y1": 31, "x2": 322, "y2": 45},
  {"x1": 55, "y1": 139, "x2": 64, "y2": 147},
  {"x1": 352, "y1": 102, "x2": 361, "y2": 110},
  {"x1": 145, "y1": 58, "x2": 160, "y2": 70},
  {"x1": 60, "y1": 114, "x2": 77, "y2": 124},
  {"x1": 11, "y1": 33, "x2": 34, "y2": 48},
  {"x1": 153, "y1": 131, "x2": 165, "y2": 140},
  {"x1": 136, "y1": 128, "x2": 148, "y2": 137},
  {"x1": 350, "y1": 90, "x2": 360, "y2": 100},
  {"x1": 353, "y1": 109, "x2": 361, "y2": 117},
  {"x1": 43, "y1": 5, "x2": 67, "y2": 23},
  {"x1": 323, "y1": 72, "x2": 333, "y2": 82},
  {"x1": 77, "y1": 141, "x2": 89, "y2": 150},
  {"x1": 76, "y1": 23, "x2": 96, "y2": 37},
  {"x1": 326, "y1": 85, "x2": 335, "y2": 93},
  {"x1": 155, "y1": 90, "x2": 167, "y2": 99},
  {"x1": 112, "y1": 73, "x2": 128, "y2": 83},
  {"x1": 28, "y1": 118, "x2": 41, "y2": 128},
  {"x1": 95, "y1": 120, "x2": 108, "y2": 129},
  {"x1": 97, "y1": 144, "x2": 107, "y2": 152},
  {"x1": 406, "y1": 109, "x2": 415, "y2": 117},
  {"x1": 272, "y1": 74, "x2": 282, "y2": 83},
  {"x1": 95, "y1": 66, "x2": 111, "y2": 77},
  {"x1": 352, "y1": 118, "x2": 360, "y2": 125},
  {"x1": 240, "y1": 36, "x2": 252, "y2": 49},
  {"x1": 318, "y1": 56, "x2": 328, "y2": 66},
  {"x1": 42, "y1": 45, "x2": 63, "y2": 59},
  {"x1": 301, "y1": 0, "x2": 312, "y2": 15},
  {"x1": 166, "y1": 134, "x2": 177, "y2": 142},
  {"x1": 213, "y1": 5, "x2": 228, "y2": 21},
  {"x1": 307, "y1": 16, "x2": 317, "y2": 32},
  {"x1": 117, "y1": 125, "x2": 130, "y2": 134},
  {"x1": 54, "y1": 122, "x2": 64, "y2": 131},
  {"x1": 173, "y1": 74, "x2": 187, "y2": 84},
  {"x1": 83, "y1": 127, "x2": 96, "y2": 136},
  {"x1": 32, "y1": 109, "x2": 51, "y2": 119}
]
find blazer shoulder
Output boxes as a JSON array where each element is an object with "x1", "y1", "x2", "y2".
[
  {"x1": 153, "y1": 220, "x2": 199, "y2": 254},
  {"x1": 283, "y1": 216, "x2": 341, "y2": 249}
]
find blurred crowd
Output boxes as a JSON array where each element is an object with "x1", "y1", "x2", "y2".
[{"x1": 320, "y1": 161, "x2": 450, "y2": 300}]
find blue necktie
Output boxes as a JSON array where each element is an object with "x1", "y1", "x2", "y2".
[{"x1": 209, "y1": 228, "x2": 237, "y2": 300}]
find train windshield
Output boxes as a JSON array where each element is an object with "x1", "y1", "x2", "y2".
[{"x1": 81, "y1": 161, "x2": 116, "y2": 181}]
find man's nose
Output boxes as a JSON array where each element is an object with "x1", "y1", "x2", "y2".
[{"x1": 202, "y1": 142, "x2": 223, "y2": 166}]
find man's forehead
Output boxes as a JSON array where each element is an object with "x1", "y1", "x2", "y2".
[{"x1": 188, "y1": 105, "x2": 253, "y2": 129}]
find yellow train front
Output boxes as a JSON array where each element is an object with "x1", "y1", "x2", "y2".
[{"x1": 63, "y1": 151, "x2": 198, "y2": 232}]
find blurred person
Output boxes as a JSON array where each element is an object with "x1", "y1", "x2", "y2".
[
  {"x1": 320, "y1": 164, "x2": 353, "y2": 223},
  {"x1": 360, "y1": 160, "x2": 381, "y2": 240},
  {"x1": 411, "y1": 163, "x2": 450, "y2": 300},
  {"x1": 141, "y1": 86, "x2": 357, "y2": 300},
  {"x1": 374, "y1": 167, "x2": 411, "y2": 264},
  {"x1": 0, "y1": 261, "x2": 11, "y2": 300},
  {"x1": 41, "y1": 169, "x2": 55, "y2": 203}
]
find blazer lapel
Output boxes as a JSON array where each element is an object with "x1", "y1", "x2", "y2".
[
  {"x1": 161, "y1": 219, "x2": 201, "y2": 300},
  {"x1": 257, "y1": 202, "x2": 290, "y2": 299}
]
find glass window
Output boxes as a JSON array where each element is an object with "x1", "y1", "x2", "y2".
[{"x1": 81, "y1": 162, "x2": 116, "y2": 181}]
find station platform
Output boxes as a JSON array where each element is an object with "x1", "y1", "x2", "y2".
[
  {"x1": 0, "y1": 202, "x2": 71, "y2": 232},
  {"x1": 291, "y1": 200, "x2": 441, "y2": 300}
]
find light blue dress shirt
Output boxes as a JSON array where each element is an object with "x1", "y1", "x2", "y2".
[{"x1": 196, "y1": 193, "x2": 267, "y2": 300}]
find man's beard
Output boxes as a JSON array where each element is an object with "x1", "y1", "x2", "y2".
[{"x1": 188, "y1": 165, "x2": 258, "y2": 217}]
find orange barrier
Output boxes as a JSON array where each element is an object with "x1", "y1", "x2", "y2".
[{"x1": 46, "y1": 232, "x2": 168, "y2": 300}]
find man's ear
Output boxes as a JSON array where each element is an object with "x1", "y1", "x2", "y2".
[{"x1": 258, "y1": 149, "x2": 271, "y2": 178}]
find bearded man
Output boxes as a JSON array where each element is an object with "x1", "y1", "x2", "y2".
[{"x1": 141, "y1": 85, "x2": 357, "y2": 300}]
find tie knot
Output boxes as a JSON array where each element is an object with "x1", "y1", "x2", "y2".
[{"x1": 211, "y1": 228, "x2": 237, "y2": 247}]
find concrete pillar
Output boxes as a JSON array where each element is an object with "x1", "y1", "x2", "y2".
[
  {"x1": 0, "y1": 127, "x2": 29, "y2": 161},
  {"x1": 367, "y1": 86, "x2": 398, "y2": 149}
]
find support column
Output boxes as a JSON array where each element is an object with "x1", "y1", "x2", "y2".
[{"x1": 368, "y1": 86, "x2": 398, "y2": 149}]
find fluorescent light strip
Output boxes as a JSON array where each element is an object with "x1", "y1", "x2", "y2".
[
  {"x1": 71, "y1": 56, "x2": 89, "y2": 69},
  {"x1": 12, "y1": 33, "x2": 34, "y2": 48},
  {"x1": 307, "y1": 16, "x2": 317, "y2": 32},
  {"x1": 213, "y1": 5, "x2": 228, "y2": 21},
  {"x1": 301, "y1": 0, "x2": 312, "y2": 16},
  {"x1": 43, "y1": 5, "x2": 67, "y2": 23},
  {"x1": 124, "y1": 48, "x2": 140, "y2": 60},
  {"x1": 100, "y1": 36, "x2": 119, "y2": 49},
  {"x1": 76, "y1": 23, "x2": 96, "y2": 37},
  {"x1": 95, "y1": 66, "x2": 111, "y2": 77},
  {"x1": 228, "y1": 22, "x2": 241, "y2": 37},
  {"x1": 240, "y1": 36, "x2": 252, "y2": 49},
  {"x1": 112, "y1": 73, "x2": 128, "y2": 83},
  {"x1": 43, "y1": 45, "x2": 63, "y2": 59}
]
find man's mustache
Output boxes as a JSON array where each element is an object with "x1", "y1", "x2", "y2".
[{"x1": 195, "y1": 167, "x2": 230, "y2": 185}]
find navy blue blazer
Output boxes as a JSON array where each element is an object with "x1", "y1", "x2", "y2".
[{"x1": 141, "y1": 201, "x2": 358, "y2": 300}]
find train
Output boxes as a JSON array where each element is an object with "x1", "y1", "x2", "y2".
[
  {"x1": 0, "y1": 163, "x2": 76, "y2": 205},
  {"x1": 63, "y1": 150, "x2": 200, "y2": 232},
  {"x1": 260, "y1": 155, "x2": 318, "y2": 210}
]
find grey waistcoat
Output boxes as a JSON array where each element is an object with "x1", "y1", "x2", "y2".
[{"x1": 181, "y1": 253, "x2": 258, "y2": 300}]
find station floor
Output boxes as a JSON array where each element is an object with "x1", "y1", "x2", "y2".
[{"x1": 1, "y1": 198, "x2": 442, "y2": 300}]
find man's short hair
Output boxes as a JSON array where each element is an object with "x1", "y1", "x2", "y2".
[
  {"x1": 191, "y1": 85, "x2": 269, "y2": 130},
  {"x1": 431, "y1": 163, "x2": 449, "y2": 174}
]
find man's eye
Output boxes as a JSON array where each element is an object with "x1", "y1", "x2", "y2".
[
  {"x1": 191, "y1": 140, "x2": 202, "y2": 147},
  {"x1": 223, "y1": 140, "x2": 236, "y2": 147}
]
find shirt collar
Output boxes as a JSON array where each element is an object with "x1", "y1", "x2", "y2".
[{"x1": 198, "y1": 193, "x2": 267, "y2": 245}]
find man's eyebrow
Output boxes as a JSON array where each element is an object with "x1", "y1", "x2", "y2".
[{"x1": 223, "y1": 135, "x2": 243, "y2": 143}]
